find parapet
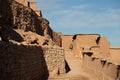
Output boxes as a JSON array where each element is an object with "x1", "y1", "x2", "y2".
[
  {"x1": 28, "y1": 0, "x2": 36, "y2": 10},
  {"x1": 110, "y1": 46, "x2": 120, "y2": 50},
  {"x1": 15, "y1": 0, "x2": 42, "y2": 16},
  {"x1": 28, "y1": 0, "x2": 42, "y2": 16},
  {"x1": 15, "y1": 0, "x2": 28, "y2": 6}
]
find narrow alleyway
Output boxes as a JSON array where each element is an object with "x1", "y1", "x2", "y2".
[{"x1": 48, "y1": 51, "x2": 90, "y2": 80}]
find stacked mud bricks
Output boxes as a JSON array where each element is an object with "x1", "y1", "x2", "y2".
[
  {"x1": 0, "y1": 42, "x2": 66, "y2": 80},
  {"x1": 0, "y1": 42, "x2": 48, "y2": 80},
  {"x1": 43, "y1": 46, "x2": 66, "y2": 75}
]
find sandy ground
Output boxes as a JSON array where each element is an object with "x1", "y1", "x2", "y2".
[
  {"x1": 48, "y1": 49, "x2": 120, "y2": 80},
  {"x1": 48, "y1": 51, "x2": 91, "y2": 80}
]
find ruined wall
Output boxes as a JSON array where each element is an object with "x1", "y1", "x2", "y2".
[
  {"x1": 61, "y1": 35, "x2": 73, "y2": 50},
  {"x1": 0, "y1": 42, "x2": 49, "y2": 80},
  {"x1": 12, "y1": 1, "x2": 44, "y2": 35},
  {"x1": 82, "y1": 53, "x2": 119, "y2": 80},
  {"x1": 0, "y1": 0, "x2": 43, "y2": 35},
  {"x1": 28, "y1": 0, "x2": 36, "y2": 10},
  {"x1": 74, "y1": 34, "x2": 100, "y2": 46},
  {"x1": 43, "y1": 46, "x2": 66, "y2": 77},
  {"x1": 99, "y1": 36, "x2": 110, "y2": 57},
  {"x1": 0, "y1": 0, "x2": 60, "y2": 46},
  {"x1": 0, "y1": 0, "x2": 13, "y2": 27},
  {"x1": 110, "y1": 47, "x2": 120, "y2": 64},
  {"x1": 52, "y1": 32, "x2": 62, "y2": 47},
  {"x1": 73, "y1": 34, "x2": 100, "y2": 57},
  {"x1": 0, "y1": 41, "x2": 66, "y2": 80},
  {"x1": 15, "y1": 0, "x2": 28, "y2": 6}
]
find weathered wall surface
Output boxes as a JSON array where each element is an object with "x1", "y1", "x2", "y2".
[
  {"x1": 52, "y1": 32, "x2": 62, "y2": 47},
  {"x1": 0, "y1": 42, "x2": 66, "y2": 80},
  {"x1": 0, "y1": 0, "x2": 61, "y2": 46},
  {"x1": 110, "y1": 47, "x2": 120, "y2": 64},
  {"x1": 99, "y1": 36, "x2": 110, "y2": 57},
  {"x1": 15, "y1": 0, "x2": 28, "y2": 6},
  {"x1": 0, "y1": 42, "x2": 49, "y2": 80},
  {"x1": 61, "y1": 35, "x2": 73, "y2": 50},
  {"x1": 82, "y1": 53, "x2": 119, "y2": 80},
  {"x1": 74, "y1": 34, "x2": 100, "y2": 46},
  {"x1": 73, "y1": 34, "x2": 100, "y2": 57},
  {"x1": 0, "y1": 0, "x2": 13, "y2": 27},
  {"x1": 43, "y1": 46, "x2": 66, "y2": 77},
  {"x1": 12, "y1": 1, "x2": 44, "y2": 35}
]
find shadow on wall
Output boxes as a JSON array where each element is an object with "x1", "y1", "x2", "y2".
[
  {"x1": 83, "y1": 52, "x2": 93, "y2": 57},
  {"x1": 65, "y1": 60, "x2": 71, "y2": 73},
  {"x1": 0, "y1": 26, "x2": 24, "y2": 42},
  {"x1": 0, "y1": 0, "x2": 23, "y2": 42},
  {"x1": 0, "y1": 42, "x2": 49, "y2": 80},
  {"x1": 0, "y1": 0, "x2": 13, "y2": 27},
  {"x1": 39, "y1": 47, "x2": 49, "y2": 80},
  {"x1": 117, "y1": 65, "x2": 120, "y2": 80}
]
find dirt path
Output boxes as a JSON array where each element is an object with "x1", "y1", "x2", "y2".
[{"x1": 48, "y1": 51, "x2": 90, "y2": 80}]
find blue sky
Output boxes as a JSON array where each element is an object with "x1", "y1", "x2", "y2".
[{"x1": 36, "y1": 0, "x2": 120, "y2": 46}]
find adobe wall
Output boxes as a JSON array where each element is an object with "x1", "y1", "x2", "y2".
[
  {"x1": 74, "y1": 34, "x2": 100, "y2": 46},
  {"x1": 99, "y1": 36, "x2": 110, "y2": 57},
  {"x1": 61, "y1": 35, "x2": 73, "y2": 50},
  {"x1": 11, "y1": 0, "x2": 44, "y2": 35},
  {"x1": 52, "y1": 32, "x2": 62, "y2": 46},
  {"x1": 0, "y1": 42, "x2": 49, "y2": 80},
  {"x1": 28, "y1": 0, "x2": 36, "y2": 10},
  {"x1": 15, "y1": 0, "x2": 28, "y2": 6},
  {"x1": 43, "y1": 46, "x2": 66, "y2": 77},
  {"x1": 35, "y1": 9, "x2": 42, "y2": 16},
  {"x1": 73, "y1": 34, "x2": 100, "y2": 57},
  {"x1": 0, "y1": 42, "x2": 66, "y2": 80},
  {"x1": 82, "y1": 53, "x2": 120, "y2": 80},
  {"x1": 110, "y1": 47, "x2": 120, "y2": 64}
]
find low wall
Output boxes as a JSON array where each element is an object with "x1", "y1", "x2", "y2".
[
  {"x1": 110, "y1": 47, "x2": 120, "y2": 64},
  {"x1": 0, "y1": 42, "x2": 49, "y2": 80},
  {"x1": 43, "y1": 46, "x2": 66, "y2": 77},
  {"x1": 0, "y1": 42, "x2": 66, "y2": 80},
  {"x1": 82, "y1": 53, "x2": 120, "y2": 80}
]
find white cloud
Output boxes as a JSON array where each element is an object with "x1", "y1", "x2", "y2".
[
  {"x1": 49, "y1": 8, "x2": 120, "y2": 29},
  {"x1": 38, "y1": 2, "x2": 120, "y2": 29},
  {"x1": 36, "y1": 0, "x2": 120, "y2": 29}
]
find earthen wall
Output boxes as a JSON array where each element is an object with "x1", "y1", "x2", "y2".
[
  {"x1": 43, "y1": 46, "x2": 66, "y2": 77},
  {"x1": 28, "y1": 1, "x2": 36, "y2": 10},
  {"x1": 0, "y1": 42, "x2": 49, "y2": 80},
  {"x1": 15, "y1": 0, "x2": 28, "y2": 6},
  {"x1": 110, "y1": 47, "x2": 120, "y2": 64},
  {"x1": 12, "y1": 1, "x2": 44, "y2": 35},
  {"x1": 73, "y1": 34, "x2": 100, "y2": 57},
  {"x1": 82, "y1": 53, "x2": 119, "y2": 80},
  {"x1": 61, "y1": 35, "x2": 73, "y2": 50},
  {"x1": 0, "y1": 42, "x2": 66, "y2": 79},
  {"x1": 99, "y1": 36, "x2": 110, "y2": 57}
]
